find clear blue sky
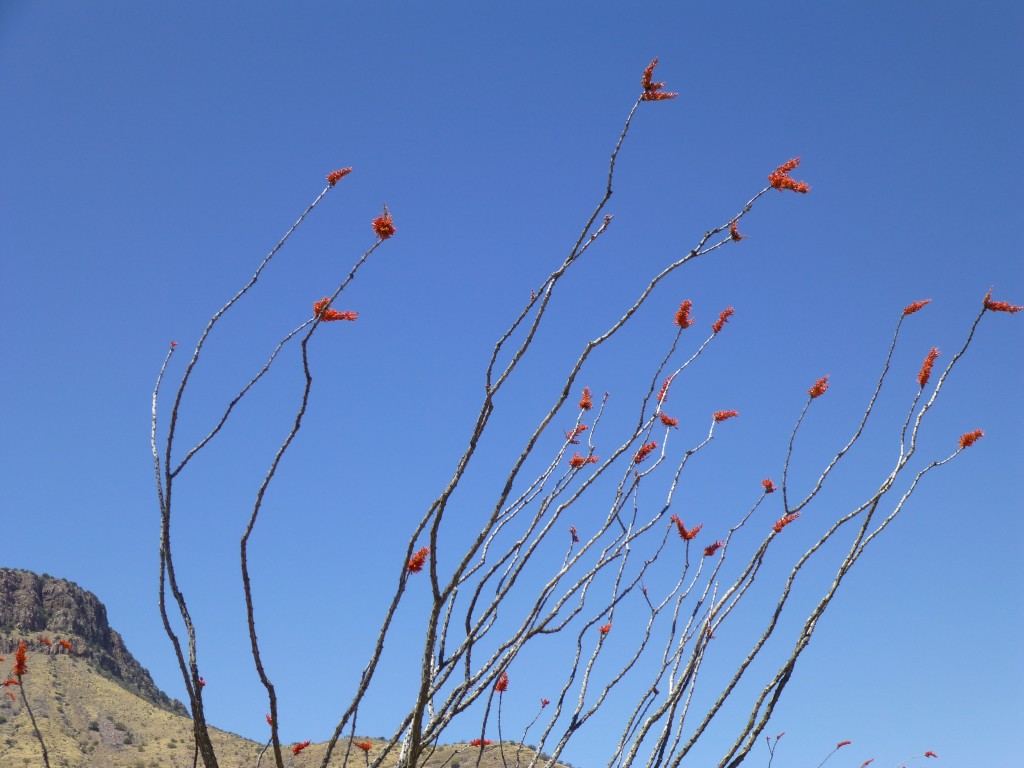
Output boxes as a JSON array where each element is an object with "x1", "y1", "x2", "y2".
[{"x1": 1, "y1": 3, "x2": 1021, "y2": 766}]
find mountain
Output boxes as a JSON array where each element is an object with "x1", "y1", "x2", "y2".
[{"x1": 0, "y1": 569, "x2": 570, "y2": 768}]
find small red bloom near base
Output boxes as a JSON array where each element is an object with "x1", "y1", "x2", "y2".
[
  {"x1": 674, "y1": 300, "x2": 694, "y2": 329},
  {"x1": 354, "y1": 741, "x2": 373, "y2": 752},
  {"x1": 266, "y1": 714, "x2": 273, "y2": 726},
  {"x1": 565, "y1": 424, "x2": 588, "y2": 443},
  {"x1": 958, "y1": 429, "x2": 984, "y2": 449},
  {"x1": 903, "y1": 299, "x2": 932, "y2": 316},
  {"x1": 58, "y1": 640, "x2": 73, "y2": 652},
  {"x1": 633, "y1": 441, "x2": 658, "y2": 464},
  {"x1": 408, "y1": 546, "x2": 431, "y2": 573},
  {"x1": 540, "y1": 698, "x2": 550, "y2": 708},
  {"x1": 712, "y1": 307, "x2": 734, "y2": 334},
  {"x1": 13, "y1": 641, "x2": 27, "y2": 677},
  {"x1": 659, "y1": 413, "x2": 679, "y2": 428},
  {"x1": 292, "y1": 740, "x2": 311, "y2": 756},
  {"x1": 569, "y1": 525, "x2": 580, "y2": 543},
  {"x1": 2, "y1": 679, "x2": 20, "y2": 687},
  {"x1": 772, "y1": 513, "x2": 800, "y2": 533},
  {"x1": 579, "y1": 387, "x2": 594, "y2": 410},
  {"x1": 598, "y1": 623, "x2": 612, "y2": 635},
  {"x1": 808, "y1": 375, "x2": 829, "y2": 399},
  {"x1": 918, "y1": 347, "x2": 940, "y2": 389},
  {"x1": 372, "y1": 206, "x2": 396, "y2": 239},
  {"x1": 199, "y1": 677, "x2": 206, "y2": 687},
  {"x1": 762, "y1": 478, "x2": 777, "y2": 493},
  {"x1": 495, "y1": 671, "x2": 509, "y2": 693},
  {"x1": 657, "y1": 376, "x2": 674, "y2": 403},
  {"x1": 469, "y1": 739, "x2": 493, "y2": 747},
  {"x1": 729, "y1": 221, "x2": 746, "y2": 242},
  {"x1": 924, "y1": 751, "x2": 938, "y2": 758},
  {"x1": 703, "y1": 541, "x2": 724, "y2": 557},
  {"x1": 713, "y1": 410, "x2": 739, "y2": 422},
  {"x1": 38, "y1": 637, "x2": 52, "y2": 647},
  {"x1": 326, "y1": 168, "x2": 352, "y2": 186},
  {"x1": 983, "y1": 290, "x2": 1023, "y2": 313}
]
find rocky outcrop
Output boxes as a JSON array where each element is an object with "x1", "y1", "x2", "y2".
[{"x1": 0, "y1": 568, "x2": 186, "y2": 715}]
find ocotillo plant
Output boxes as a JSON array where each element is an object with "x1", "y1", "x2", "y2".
[{"x1": 149, "y1": 58, "x2": 1019, "y2": 768}]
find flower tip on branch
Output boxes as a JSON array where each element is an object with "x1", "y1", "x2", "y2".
[
  {"x1": 408, "y1": 546, "x2": 431, "y2": 573},
  {"x1": 13, "y1": 641, "x2": 27, "y2": 677},
  {"x1": 495, "y1": 671, "x2": 509, "y2": 693},
  {"x1": 712, "y1": 307, "x2": 734, "y2": 334},
  {"x1": 633, "y1": 441, "x2": 658, "y2": 464},
  {"x1": 540, "y1": 697, "x2": 550, "y2": 708},
  {"x1": 266, "y1": 714, "x2": 273, "y2": 726},
  {"x1": 354, "y1": 742, "x2": 373, "y2": 752},
  {"x1": 372, "y1": 205, "x2": 396, "y2": 239},
  {"x1": 659, "y1": 413, "x2": 679, "y2": 428},
  {"x1": 579, "y1": 386, "x2": 594, "y2": 410},
  {"x1": 918, "y1": 347, "x2": 940, "y2": 389},
  {"x1": 713, "y1": 409, "x2": 739, "y2": 422},
  {"x1": 703, "y1": 541, "x2": 724, "y2": 557},
  {"x1": 326, "y1": 167, "x2": 352, "y2": 186},
  {"x1": 837, "y1": 740, "x2": 852, "y2": 748},
  {"x1": 958, "y1": 429, "x2": 983, "y2": 449},
  {"x1": 291, "y1": 740, "x2": 311, "y2": 756},
  {"x1": 598, "y1": 623, "x2": 612, "y2": 635},
  {"x1": 924, "y1": 751, "x2": 938, "y2": 758},
  {"x1": 902, "y1": 298, "x2": 932, "y2": 316},
  {"x1": 674, "y1": 300, "x2": 694, "y2": 328},
  {"x1": 762, "y1": 478, "x2": 777, "y2": 493},
  {"x1": 313, "y1": 297, "x2": 359, "y2": 322},
  {"x1": 469, "y1": 739, "x2": 493, "y2": 747},
  {"x1": 169, "y1": 341, "x2": 178, "y2": 349},
  {"x1": 808, "y1": 375, "x2": 830, "y2": 399},
  {"x1": 641, "y1": 57, "x2": 678, "y2": 101},
  {"x1": 772, "y1": 512, "x2": 800, "y2": 533},
  {"x1": 983, "y1": 289, "x2": 1023, "y2": 313},
  {"x1": 768, "y1": 157, "x2": 810, "y2": 193},
  {"x1": 729, "y1": 221, "x2": 746, "y2": 242}
]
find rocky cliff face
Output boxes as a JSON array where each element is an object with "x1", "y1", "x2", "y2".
[{"x1": 0, "y1": 568, "x2": 186, "y2": 715}]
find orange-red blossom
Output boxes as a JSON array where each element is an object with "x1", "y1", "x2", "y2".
[
  {"x1": 674, "y1": 300, "x2": 694, "y2": 329},
  {"x1": 713, "y1": 410, "x2": 739, "y2": 422},
  {"x1": 372, "y1": 206, "x2": 396, "y2": 239},
  {"x1": 569, "y1": 453, "x2": 599, "y2": 469},
  {"x1": 712, "y1": 307, "x2": 735, "y2": 334},
  {"x1": 768, "y1": 157, "x2": 810, "y2": 193},
  {"x1": 633, "y1": 441, "x2": 658, "y2": 464},
  {"x1": 903, "y1": 299, "x2": 932, "y2": 316},
  {"x1": 958, "y1": 429, "x2": 983, "y2": 449},
  {"x1": 983, "y1": 290, "x2": 1022, "y2": 313},
  {"x1": 495, "y1": 671, "x2": 509, "y2": 693},
  {"x1": 326, "y1": 168, "x2": 352, "y2": 186},
  {"x1": 772, "y1": 513, "x2": 800, "y2": 533},
  {"x1": 703, "y1": 541, "x2": 724, "y2": 557},
  {"x1": 13, "y1": 641, "x2": 27, "y2": 677},
  {"x1": 354, "y1": 741, "x2": 373, "y2": 752},
  {"x1": 918, "y1": 347, "x2": 940, "y2": 389},
  {"x1": 762, "y1": 478, "x2": 777, "y2": 493},
  {"x1": 408, "y1": 546, "x2": 430, "y2": 573},
  {"x1": 313, "y1": 297, "x2": 358, "y2": 322},
  {"x1": 670, "y1": 514, "x2": 702, "y2": 541},
  {"x1": 808, "y1": 375, "x2": 829, "y2": 399},
  {"x1": 292, "y1": 741, "x2": 311, "y2": 756},
  {"x1": 579, "y1": 386, "x2": 594, "y2": 410},
  {"x1": 641, "y1": 57, "x2": 677, "y2": 101}
]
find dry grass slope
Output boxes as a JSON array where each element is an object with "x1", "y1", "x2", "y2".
[{"x1": 0, "y1": 652, "x2": 570, "y2": 768}]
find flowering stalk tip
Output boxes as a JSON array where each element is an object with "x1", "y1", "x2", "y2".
[
  {"x1": 641, "y1": 57, "x2": 678, "y2": 101},
  {"x1": 808, "y1": 375, "x2": 829, "y2": 399},
  {"x1": 703, "y1": 541, "x2": 724, "y2": 557},
  {"x1": 772, "y1": 512, "x2": 800, "y2": 533},
  {"x1": 983, "y1": 289, "x2": 1023, "y2": 313},
  {"x1": 762, "y1": 478, "x2": 777, "y2": 493},
  {"x1": 408, "y1": 546, "x2": 431, "y2": 573},
  {"x1": 633, "y1": 441, "x2": 658, "y2": 464},
  {"x1": 902, "y1": 298, "x2": 932, "y2": 316},
  {"x1": 579, "y1": 386, "x2": 594, "y2": 410},
  {"x1": 712, "y1": 307, "x2": 734, "y2": 334},
  {"x1": 495, "y1": 671, "x2": 509, "y2": 693},
  {"x1": 729, "y1": 221, "x2": 746, "y2": 242},
  {"x1": 372, "y1": 205, "x2": 396, "y2": 239},
  {"x1": 659, "y1": 413, "x2": 679, "y2": 428},
  {"x1": 958, "y1": 429, "x2": 983, "y2": 449},
  {"x1": 313, "y1": 297, "x2": 359, "y2": 322},
  {"x1": 292, "y1": 740, "x2": 311, "y2": 756},
  {"x1": 768, "y1": 157, "x2": 810, "y2": 193},
  {"x1": 326, "y1": 167, "x2": 352, "y2": 186},
  {"x1": 713, "y1": 410, "x2": 739, "y2": 422},
  {"x1": 918, "y1": 347, "x2": 940, "y2": 389},
  {"x1": 598, "y1": 623, "x2": 612, "y2": 635},
  {"x1": 674, "y1": 300, "x2": 694, "y2": 328}
]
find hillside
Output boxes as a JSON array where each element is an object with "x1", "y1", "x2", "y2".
[{"x1": 0, "y1": 570, "x2": 569, "y2": 768}]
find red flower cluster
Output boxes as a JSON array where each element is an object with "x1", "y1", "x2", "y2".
[
  {"x1": 983, "y1": 290, "x2": 1022, "y2": 313},
  {"x1": 372, "y1": 206, "x2": 396, "y2": 239},
  {"x1": 958, "y1": 429, "x2": 983, "y2": 449},
  {"x1": 495, "y1": 671, "x2": 509, "y2": 693},
  {"x1": 703, "y1": 541, "x2": 724, "y2": 557},
  {"x1": 579, "y1": 387, "x2": 593, "y2": 410},
  {"x1": 762, "y1": 478, "x2": 777, "y2": 494},
  {"x1": 540, "y1": 698, "x2": 550, "y2": 708},
  {"x1": 713, "y1": 410, "x2": 739, "y2": 422},
  {"x1": 408, "y1": 546, "x2": 430, "y2": 573},
  {"x1": 902, "y1": 299, "x2": 932, "y2": 316},
  {"x1": 354, "y1": 741, "x2": 373, "y2": 752},
  {"x1": 266, "y1": 714, "x2": 274, "y2": 726},
  {"x1": 13, "y1": 641, "x2": 27, "y2": 677},
  {"x1": 657, "y1": 376, "x2": 674, "y2": 403},
  {"x1": 38, "y1": 637, "x2": 52, "y2": 647},
  {"x1": 469, "y1": 739, "x2": 493, "y2": 747},
  {"x1": 326, "y1": 168, "x2": 352, "y2": 186},
  {"x1": 565, "y1": 424, "x2": 588, "y2": 444},
  {"x1": 924, "y1": 751, "x2": 938, "y2": 758},
  {"x1": 729, "y1": 221, "x2": 746, "y2": 242},
  {"x1": 808, "y1": 375, "x2": 829, "y2": 399},
  {"x1": 633, "y1": 441, "x2": 658, "y2": 464},
  {"x1": 569, "y1": 452, "x2": 599, "y2": 469},
  {"x1": 640, "y1": 57, "x2": 677, "y2": 101},
  {"x1": 292, "y1": 740, "x2": 311, "y2": 756},
  {"x1": 837, "y1": 740, "x2": 852, "y2": 748},
  {"x1": 674, "y1": 300, "x2": 694, "y2": 329},
  {"x1": 2, "y1": 679, "x2": 20, "y2": 687},
  {"x1": 712, "y1": 307, "x2": 734, "y2": 334},
  {"x1": 768, "y1": 157, "x2": 810, "y2": 194},
  {"x1": 313, "y1": 297, "x2": 358, "y2": 322},
  {"x1": 918, "y1": 347, "x2": 940, "y2": 389},
  {"x1": 670, "y1": 514, "x2": 702, "y2": 541},
  {"x1": 598, "y1": 623, "x2": 612, "y2": 635},
  {"x1": 58, "y1": 640, "x2": 73, "y2": 652},
  {"x1": 659, "y1": 413, "x2": 679, "y2": 428},
  {"x1": 772, "y1": 513, "x2": 800, "y2": 533}
]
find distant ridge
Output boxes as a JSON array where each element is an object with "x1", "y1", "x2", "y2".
[{"x1": 0, "y1": 567, "x2": 185, "y2": 715}]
